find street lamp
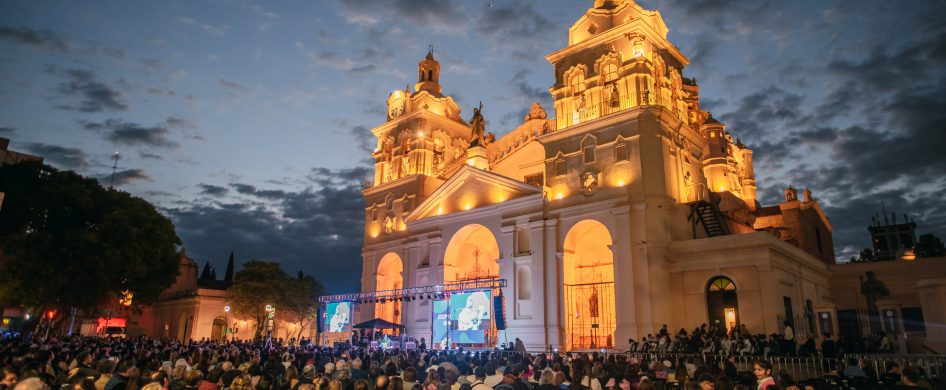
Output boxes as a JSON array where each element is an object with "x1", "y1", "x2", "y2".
[{"x1": 224, "y1": 306, "x2": 231, "y2": 342}]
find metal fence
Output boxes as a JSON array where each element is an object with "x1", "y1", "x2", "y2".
[{"x1": 487, "y1": 351, "x2": 946, "y2": 381}]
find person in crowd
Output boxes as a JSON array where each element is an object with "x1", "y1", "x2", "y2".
[{"x1": 751, "y1": 360, "x2": 774, "y2": 390}]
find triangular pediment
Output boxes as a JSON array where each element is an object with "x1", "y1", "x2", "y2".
[{"x1": 406, "y1": 165, "x2": 543, "y2": 222}]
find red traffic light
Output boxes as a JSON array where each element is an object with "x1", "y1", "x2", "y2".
[{"x1": 46, "y1": 310, "x2": 57, "y2": 319}]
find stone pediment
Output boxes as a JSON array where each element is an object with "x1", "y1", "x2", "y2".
[{"x1": 405, "y1": 165, "x2": 542, "y2": 222}]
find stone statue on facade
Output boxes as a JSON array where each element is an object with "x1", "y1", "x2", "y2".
[
  {"x1": 469, "y1": 101, "x2": 486, "y2": 147},
  {"x1": 524, "y1": 102, "x2": 547, "y2": 121}
]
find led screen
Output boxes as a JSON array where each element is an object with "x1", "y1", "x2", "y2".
[
  {"x1": 325, "y1": 301, "x2": 351, "y2": 333},
  {"x1": 449, "y1": 290, "x2": 491, "y2": 344},
  {"x1": 431, "y1": 299, "x2": 449, "y2": 349}
]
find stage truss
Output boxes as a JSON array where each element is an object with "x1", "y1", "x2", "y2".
[{"x1": 319, "y1": 278, "x2": 507, "y2": 303}]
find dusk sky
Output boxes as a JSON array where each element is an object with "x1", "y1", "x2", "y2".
[{"x1": 2, "y1": 0, "x2": 944, "y2": 293}]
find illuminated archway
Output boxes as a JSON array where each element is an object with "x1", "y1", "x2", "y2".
[
  {"x1": 706, "y1": 276, "x2": 739, "y2": 333},
  {"x1": 563, "y1": 220, "x2": 615, "y2": 350},
  {"x1": 376, "y1": 253, "x2": 403, "y2": 325},
  {"x1": 444, "y1": 224, "x2": 500, "y2": 283},
  {"x1": 211, "y1": 316, "x2": 226, "y2": 341}
]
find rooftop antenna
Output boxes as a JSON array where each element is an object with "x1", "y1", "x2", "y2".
[
  {"x1": 881, "y1": 199, "x2": 888, "y2": 225},
  {"x1": 109, "y1": 150, "x2": 121, "y2": 190}
]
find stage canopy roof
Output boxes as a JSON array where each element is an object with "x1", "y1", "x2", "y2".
[{"x1": 352, "y1": 318, "x2": 405, "y2": 330}]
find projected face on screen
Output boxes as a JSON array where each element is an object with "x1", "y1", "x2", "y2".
[
  {"x1": 449, "y1": 290, "x2": 491, "y2": 344},
  {"x1": 326, "y1": 302, "x2": 351, "y2": 332}
]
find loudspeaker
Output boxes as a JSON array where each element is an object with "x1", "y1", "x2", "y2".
[
  {"x1": 494, "y1": 292, "x2": 507, "y2": 330},
  {"x1": 316, "y1": 306, "x2": 323, "y2": 333}
]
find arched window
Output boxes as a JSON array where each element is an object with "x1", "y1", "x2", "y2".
[
  {"x1": 603, "y1": 63, "x2": 618, "y2": 83},
  {"x1": 582, "y1": 137, "x2": 596, "y2": 164},
  {"x1": 555, "y1": 156, "x2": 567, "y2": 177},
  {"x1": 708, "y1": 277, "x2": 736, "y2": 291},
  {"x1": 614, "y1": 138, "x2": 628, "y2": 162},
  {"x1": 569, "y1": 73, "x2": 585, "y2": 96}
]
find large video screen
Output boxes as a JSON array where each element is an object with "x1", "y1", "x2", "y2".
[
  {"x1": 449, "y1": 290, "x2": 491, "y2": 344},
  {"x1": 431, "y1": 300, "x2": 449, "y2": 349},
  {"x1": 325, "y1": 302, "x2": 351, "y2": 333}
]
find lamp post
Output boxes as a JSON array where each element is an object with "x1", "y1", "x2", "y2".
[{"x1": 224, "y1": 306, "x2": 230, "y2": 342}]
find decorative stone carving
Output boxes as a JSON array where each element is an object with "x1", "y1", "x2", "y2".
[{"x1": 524, "y1": 102, "x2": 547, "y2": 121}]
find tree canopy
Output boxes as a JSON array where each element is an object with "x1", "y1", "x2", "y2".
[
  {"x1": 228, "y1": 261, "x2": 324, "y2": 339},
  {"x1": 0, "y1": 162, "x2": 181, "y2": 311}
]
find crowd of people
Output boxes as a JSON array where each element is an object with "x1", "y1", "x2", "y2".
[
  {"x1": 0, "y1": 333, "x2": 941, "y2": 390},
  {"x1": 628, "y1": 323, "x2": 897, "y2": 358}
]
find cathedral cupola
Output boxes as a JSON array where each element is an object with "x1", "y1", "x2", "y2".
[{"x1": 415, "y1": 49, "x2": 442, "y2": 96}]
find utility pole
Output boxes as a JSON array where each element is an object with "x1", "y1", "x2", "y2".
[{"x1": 108, "y1": 150, "x2": 120, "y2": 190}]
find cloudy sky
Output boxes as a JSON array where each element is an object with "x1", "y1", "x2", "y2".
[{"x1": 2, "y1": 0, "x2": 944, "y2": 293}]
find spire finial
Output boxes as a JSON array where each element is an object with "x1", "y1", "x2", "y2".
[{"x1": 426, "y1": 44, "x2": 435, "y2": 60}]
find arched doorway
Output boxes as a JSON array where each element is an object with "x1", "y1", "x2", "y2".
[
  {"x1": 706, "y1": 276, "x2": 739, "y2": 333},
  {"x1": 563, "y1": 220, "x2": 615, "y2": 350},
  {"x1": 443, "y1": 224, "x2": 500, "y2": 348},
  {"x1": 177, "y1": 312, "x2": 189, "y2": 342},
  {"x1": 211, "y1": 317, "x2": 226, "y2": 341},
  {"x1": 444, "y1": 224, "x2": 500, "y2": 283},
  {"x1": 376, "y1": 253, "x2": 404, "y2": 326}
]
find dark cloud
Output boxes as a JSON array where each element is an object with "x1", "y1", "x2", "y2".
[
  {"x1": 167, "y1": 167, "x2": 368, "y2": 293},
  {"x1": 0, "y1": 26, "x2": 71, "y2": 51},
  {"x1": 46, "y1": 66, "x2": 128, "y2": 112},
  {"x1": 338, "y1": 0, "x2": 469, "y2": 35},
  {"x1": 82, "y1": 118, "x2": 180, "y2": 149},
  {"x1": 475, "y1": 1, "x2": 557, "y2": 60},
  {"x1": 101, "y1": 168, "x2": 150, "y2": 187},
  {"x1": 0, "y1": 127, "x2": 15, "y2": 135},
  {"x1": 717, "y1": 86, "x2": 810, "y2": 141},
  {"x1": 22, "y1": 142, "x2": 88, "y2": 168},
  {"x1": 495, "y1": 68, "x2": 553, "y2": 130},
  {"x1": 197, "y1": 183, "x2": 229, "y2": 196}
]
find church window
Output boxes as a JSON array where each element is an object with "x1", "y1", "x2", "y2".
[
  {"x1": 707, "y1": 276, "x2": 735, "y2": 291},
  {"x1": 427, "y1": 69, "x2": 433, "y2": 80},
  {"x1": 582, "y1": 137, "x2": 597, "y2": 164},
  {"x1": 584, "y1": 144, "x2": 596, "y2": 164},
  {"x1": 569, "y1": 74, "x2": 585, "y2": 96},
  {"x1": 603, "y1": 63, "x2": 618, "y2": 83},
  {"x1": 615, "y1": 139, "x2": 628, "y2": 161},
  {"x1": 371, "y1": 207, "x2": 379, "y2": 221},
  {"x1": 524, "y1": 173, "x2": 544, "y2": 187},
  {"x1": 555, "y1": 157, "x2": 566, "y2": 177}
]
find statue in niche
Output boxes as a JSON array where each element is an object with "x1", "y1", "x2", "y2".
[
  {"x1": 581, "y1": 171, "x2": 598, "y2": 196},
  {"x1": 683, "y1": 171, "x2": 693, "y2": 201},
  {"x1": 469, "y1": 101, "x2": 486, "y2": 147}
]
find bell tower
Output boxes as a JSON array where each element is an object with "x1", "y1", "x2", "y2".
[{"x1": 415, "y1": 50, "x2": 442, "y2": 95}]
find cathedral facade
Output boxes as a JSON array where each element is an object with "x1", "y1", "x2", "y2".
[{"x1": 358, "y1": 0, "x2": 839, "y2": 351}]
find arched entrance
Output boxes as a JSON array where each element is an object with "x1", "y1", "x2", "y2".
[
  {"x1": 444, "y1": 224, "x2": 499, "y2": 283},
  {"x1": 563, "y1": 220, "x2": 615, "y2": 350},
  {"x1": 706, "y1": 276, "x2": 739, "y2": 333},
  {"x1": 443, "y1": 224, "x2": 500, "y2": 348},
  {"x1": 211, "y1": 317, "x2": 226, "y2": 341},
  {"x1": 376, "y1": 253, "x2": 403, "y2": 326},
  {"x1": 177, "y1": 312, "x2": 189, "y2": 342}
]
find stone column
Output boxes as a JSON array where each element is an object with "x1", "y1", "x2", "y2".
[
  {"x1": 916, "y1": 278, "x2": 946, "y2": 353},
  {"x1": 875, "y1": 299, "x2": 906, "y2": 353}
]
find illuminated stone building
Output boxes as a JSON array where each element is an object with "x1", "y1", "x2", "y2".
[{"x1": 356, "y1": 0, "x2": 869, "y2": 351}]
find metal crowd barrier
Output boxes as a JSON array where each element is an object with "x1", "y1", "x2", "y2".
[{"x1": 486, "y1": 351, "x2": 946, "y2": 381}]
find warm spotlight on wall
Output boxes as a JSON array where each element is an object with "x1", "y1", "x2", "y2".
[
  {"x1": 555, "y1": 192, "x2": 564, "y2": 200},
  {"x1": 464, "y1": 203, "x2": 472, "y2": 210},
  {"x1": 617, "y1": 180, "x2": 624, "y2": 187}
]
